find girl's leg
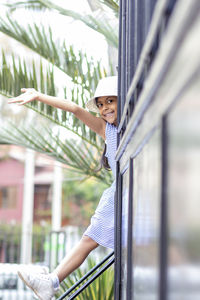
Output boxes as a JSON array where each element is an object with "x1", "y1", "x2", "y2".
[
  {"x1": 17, "y1": 236, "x2": 99, "y2": 300},
  {"x1": 54, "y1": 235, "x2": 99, "y2": 282}
]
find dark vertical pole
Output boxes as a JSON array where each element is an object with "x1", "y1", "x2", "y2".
[
  {"x1": 133, "y1": 0, "x2": 142, "y2": 105},
  {"x1": 133, "y1": 0, "x2": 143, "y2": 71},
  {"x1": 128, "y1": 0, "x2": 135, "y2": 86},
  {"x1": 159, "y1": 116, "x2": 168, "y2": 300},
  {"x1": 127, "y1": 0, "x2": 135, "y2": 120},
  {"x1": 114, "y1": 163, "x2": 123, "y2": 300},
  {"x1": 115, "y1": 1, "x2": 123, "y2": 298},
  {"x1": 117, "y1": 0, "x2": 123, "y2": 124},
  {"x1": 144, "y1": 0, "x2": 157, "y2": 78},
  {"x1": 125, "y1": 0, "x2": 129, "y2": 94},
  {"x1": 121, "y1": 0, "x2": 127, "y2": 113},
  {"x1": 144, "y1": 0, "x2": 157, "y2": 38},
  {"x1": 126, "y1": 159, "x2": 134, "y2": 300}
]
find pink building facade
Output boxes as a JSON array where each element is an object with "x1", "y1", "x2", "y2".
[
  {"x1": 0, "y1": 146, "x2": 54, "y2": 225},
  {"x1": 0, "y1": 157, "x2": 24, "y2": 223}
]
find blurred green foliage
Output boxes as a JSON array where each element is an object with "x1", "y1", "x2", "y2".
[
  {"x1": 62, "y1": 174, "x2": 108, "y2": 226},
  {"x1": 57, "y1": 256, "x2": 114, "y2": 300}
]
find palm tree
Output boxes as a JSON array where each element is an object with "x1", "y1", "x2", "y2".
[{"x1": 0, "y1": 0, "x2": 119, "y2": 185}]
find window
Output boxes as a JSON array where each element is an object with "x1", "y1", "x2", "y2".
[{"x1": 0, "y1": 186, "x2": 17, "y2": 209}]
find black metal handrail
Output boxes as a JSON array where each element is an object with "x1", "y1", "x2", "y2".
[
  {"x1": 57, "y1": 251, "x2": 114, "y2": 300},
  {"x1": 118, "y1": 0, "x2": 177, "y2": 135}
]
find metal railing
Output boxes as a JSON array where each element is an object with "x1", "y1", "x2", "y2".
[
  {"x1": 115, "y1": 0, "x2": 200, "y2": 299},
  {"x1": 0, "y1": 229, "x2": 66, "y2": 266},
  {"x1": 118, "y1": 0, "x2": 177, "y2": 137},
  {"x1": 57, "y1": 251, "x2": 114, "y2": 300},
  {"x1": 115, "y1": 1, "x2": 178, "y2": 299}
]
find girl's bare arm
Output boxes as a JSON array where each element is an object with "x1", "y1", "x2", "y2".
[{"x1": 8, "y1": 88, "x2": 106, "y2": 139}]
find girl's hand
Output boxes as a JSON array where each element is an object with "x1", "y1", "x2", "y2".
[{"x1": 8, "y1": 88, "x2": 40, "y2": 105}]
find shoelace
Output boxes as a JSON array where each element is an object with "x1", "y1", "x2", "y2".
[{"x1": 29, "y1": 273, "x2": 51, "y2": 285}]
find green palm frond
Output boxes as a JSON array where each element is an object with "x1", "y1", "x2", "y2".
[
  {"x1": 42, "y1": 1, "x2": 118, "y2": 48},
  {"x1": 0, "y1": 0, "x2": 118, "y2": 186},
  {"x1": 4, "y1": 0, "x2": 119, "y2": 15},
  {"x1": 57, "y1": 256, "x2": 114, "y2": 300},
  {"x1": 0, "y1": 14, "x2": 108, "y2": 86},
  {"x1": 99, "y1": 0, "x2": 119, "y2": 16},
  {"x1": 0, "y1": 121, "x2": 113, "y2": 185},
  {"x1": 0, "y1": 50, "x2": 55, "y2": 98},
  {"x1": 3, "y1": 0, "x2": 118, "y2": 48},
  {"x1": 0, "y1": 50, "x2": 102, "y2": 146},
  {"x1": 5, "y1": 1, "x2": 45, "y2": 12}
]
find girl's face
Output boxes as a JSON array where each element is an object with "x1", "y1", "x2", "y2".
[{"x1": 96, "y1": 96, "x2": 118, "y2": 125}]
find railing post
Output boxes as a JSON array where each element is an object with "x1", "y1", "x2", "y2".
[{"x1": 20, "y1": 149, "x2": 35, "y2": 264}]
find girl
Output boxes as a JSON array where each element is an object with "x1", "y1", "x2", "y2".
[{"x1": 8, "y1": 76, "x2": 118, "y2": 300}]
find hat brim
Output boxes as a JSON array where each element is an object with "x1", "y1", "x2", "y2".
[
  {"x1": 85, "y1": 98, "x2": 100, "y2": 113},
  {"x1": 86, "y1": 76, "x2": 118, "y2": 113}
]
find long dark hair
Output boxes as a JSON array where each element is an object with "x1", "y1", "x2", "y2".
[
  {"x1": 95, "y1": 144, "x2": 110, "y2": 172},
  {"x1": 100, "y1": 143, "x2": 110, "y2": 170},
  {"x1": 94, "y1": 97, "x2": 111, "y2": 171}
]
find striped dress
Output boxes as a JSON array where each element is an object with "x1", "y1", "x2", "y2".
[{"x1": 84, "y1": 122, "x2": 117, "y2": 249}]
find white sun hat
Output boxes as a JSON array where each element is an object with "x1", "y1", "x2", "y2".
[{"x1": 86, "y1": 76, "x2": 118, "y2": 113}]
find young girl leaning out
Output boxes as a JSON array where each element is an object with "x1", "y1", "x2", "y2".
[{"x1": 8, "y1": 76, "x2": 118, "y2": 300}]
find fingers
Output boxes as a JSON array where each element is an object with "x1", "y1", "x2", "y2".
[
  {"x1": 21, "y1": 88, "x2": 35, "y2": 93},
  {"x1": 7, "y1": 88, "x2": 27, "y2": 103},
  {"x1": 8, "y1": 97, "x2": 22, "y2": 104},
  {"x1": 8, "y1": 96, "x2": 31, "y2": 105},
  {"x1": 8, "y1": 96, "x2": 27, "y2": 105},
  {"x1": 8, "y1": 88, "x2": 37, "y2": 105}
]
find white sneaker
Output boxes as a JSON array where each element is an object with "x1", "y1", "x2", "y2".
[
  {"x1": 29, "y1": 265, "x2": 49, "y2": 275},
  {"x1": 18, "y1": 271, "x2": 58, "y2": 300}
]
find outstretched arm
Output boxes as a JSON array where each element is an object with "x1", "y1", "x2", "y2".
[{"x1": 8, "y1": 88, "x2": 106, "y2": 139}]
